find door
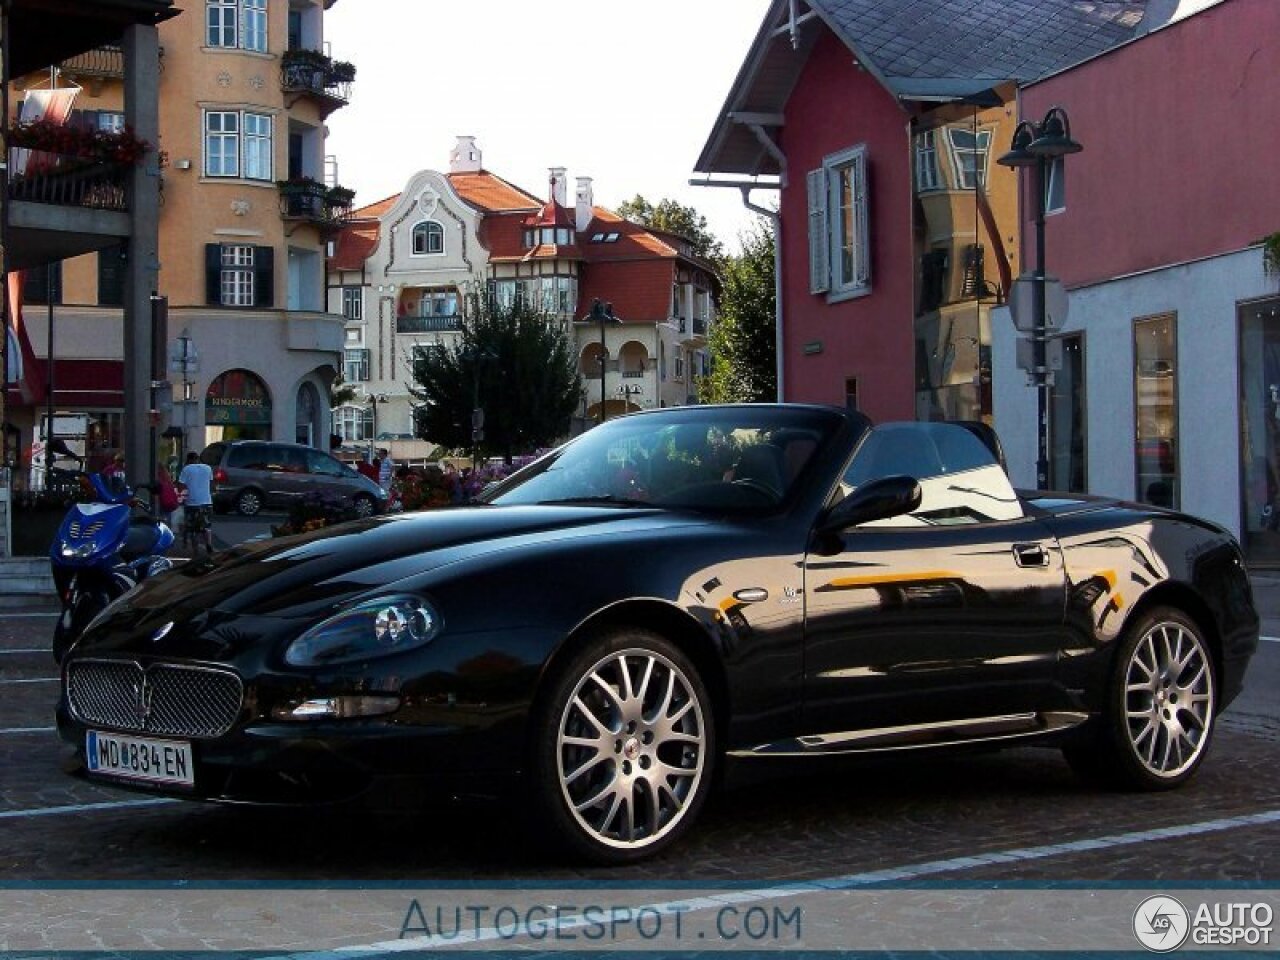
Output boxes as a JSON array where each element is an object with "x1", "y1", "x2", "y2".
[
  {"x1": 263, "y1": 444, "x2": 309, "y2": 507},
  {"x1": 803, "y1": 422, "x2": 1068, "y2": 739}
]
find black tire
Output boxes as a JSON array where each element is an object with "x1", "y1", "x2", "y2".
[
  {"x1": 235, "y1": 488, "x2": 264, "y2": 516},
  {"x1": 529, "y1": 628, "x2": 716, "y2": 864},
  {"x1": 352, "y1": 493, "x2": 375, "y2": 518},
  {"x1": 1064, "y1": 606, "x2": 1216, "y2": 790}
]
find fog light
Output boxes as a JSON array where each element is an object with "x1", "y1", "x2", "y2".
[{"x1": 273, "y1": 695, "x2": 400, "y2": 720}]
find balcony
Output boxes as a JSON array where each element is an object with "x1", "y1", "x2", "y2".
[
  {"x1": 7, "y1": 152, "x2": 128, "y2": 211},
  {"x1": 57, "y1": 44, "x2": 125, "y2": 80},
  {"x1": 396, "y1": 315, "x2": 462, "y2": 334},
  {"x1": 280, "y1": 48, "x2": 354, "y2": 118},
  {"x1": 277, "y1": 178, "x2": 354, "y2": 227},
  {"x1": 674, "y1": 316, "x2": 708, "y2": 343}
]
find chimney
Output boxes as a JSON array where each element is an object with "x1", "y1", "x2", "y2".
[
  {"x1": 575, "y1": 177, "x2": 594, "y2": 233},
  {"x1": 549, "y1": 167, "x2": 568, "y2": 207},
  {"x1": 450, "y1": 136, "x2": 482, "y2": 174}
]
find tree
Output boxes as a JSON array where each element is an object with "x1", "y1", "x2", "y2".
[
  {"x1": 408, "y1": 292, "x2": 581, "y2": 461},
  {"x1": 615, "y1": 194, "x2": 725, "y2": 262},
  {"x1": 700, "y1": 220, "x2": 777, "y2": 404}
]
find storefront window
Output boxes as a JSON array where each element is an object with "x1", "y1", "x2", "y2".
[
  {"x1": 1238, "y1": 297, "x2": 1280, "y2": 564},
  {"x1": 1133, "y1": 314, "x2": 1178, "y2": 508},
  {"x1": 1049, "y1": 333, "x2": 1086, "y2": 492}
]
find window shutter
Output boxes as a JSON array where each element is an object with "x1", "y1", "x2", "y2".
[
  {"x1": 205, "y1": 243, "x2": 222, "y2": 305},
  {"x1": 806, "y1": 168, "x2": 829, "y2": 294},
  {"x1": 253, "y1": 245, "x2": 275, "y2": 307},
  {"x1": 853, "y1": 153, "x2": 871, "y2": 289}
]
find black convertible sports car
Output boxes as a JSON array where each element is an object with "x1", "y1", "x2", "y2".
[{"x1": 58, "y1": 405, "x2": 1259, "y2": 863}]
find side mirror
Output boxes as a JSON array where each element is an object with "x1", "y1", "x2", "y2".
[{"x1": 817, "y1": 475, "x2": 922, "y2": 537}]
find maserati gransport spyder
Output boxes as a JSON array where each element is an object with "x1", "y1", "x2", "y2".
[{"x1": 57, "y1": 405, "x2": 1258, "y2": 863}]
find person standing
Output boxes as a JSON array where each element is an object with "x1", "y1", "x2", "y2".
[
  {"x1": 177, "y1": 451, "x2": 215, "y2": 555},
  {"x1": 377, "y1": 447, "x2": 395, "y2": 493},
  {"x1": 99, "y1": 453, "x2": 128, "y2": 497}
]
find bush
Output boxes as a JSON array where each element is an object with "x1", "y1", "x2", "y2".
[{"x1": 271, "y1": 490, "x2": 359, "y2": 536}]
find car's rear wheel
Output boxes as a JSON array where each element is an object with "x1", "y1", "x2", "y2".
[
  {"x1": 352, "y1": 493, "x2": 375, "y2": 518},
  {"x1": 234, "y1": 488, "x2": 263, "y2": 516},
  {"x1": 1065, "y1": 606, "x2": 1216, "y2": 790},
  {"x1": 531, "y1": 629, "x2": 715, "y2": 864}
]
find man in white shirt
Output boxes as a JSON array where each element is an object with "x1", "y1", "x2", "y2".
[{"x1": 177, "y1": 451, "x2": 215, "y2": 555}]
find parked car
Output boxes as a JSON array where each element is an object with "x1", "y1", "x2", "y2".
[
  {"x1": 59, "y1": 406, "x2": 1258, "y2": 863},
  {"x1": 200, "y1": 440, "x2": 387, "y2": 517}
]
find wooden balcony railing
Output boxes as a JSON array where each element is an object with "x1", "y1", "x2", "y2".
[{"x1": 6, "y1": 151, "x2": 129, "y2": 211}]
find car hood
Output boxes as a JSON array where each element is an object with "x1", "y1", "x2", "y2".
[{"x1": 103, "y1": 504, "x2": 692, "y2": 625}]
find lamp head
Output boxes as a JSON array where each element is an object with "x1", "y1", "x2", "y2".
[
  {"x1": 1027, "y1": 106, "x2": 1082, "y2": 158},
  {"x1": 997, "y1": 120, "x2": 1040, "y2": 169}
]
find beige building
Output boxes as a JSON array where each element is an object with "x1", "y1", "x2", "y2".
[{"x1": 8, "y1": 0, "x2": 350, "y2": 471}]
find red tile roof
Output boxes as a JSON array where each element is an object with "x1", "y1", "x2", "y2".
[
  {"x1": 349, "y1": 193, "x2": 400, "y2": 220},
  {"x1": 330, "y1": 221, "x2": 380, "y2": 271},
  {"x1": 447, "y1": 171, "x2": 541, "y2": 212}
]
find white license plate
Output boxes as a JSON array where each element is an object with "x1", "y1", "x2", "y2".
[{"x1": 86, "y1": 731, "x2": 194, "y2": 786}]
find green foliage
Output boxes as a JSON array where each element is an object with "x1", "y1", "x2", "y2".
[
  {"x1": 408, "y1": 292, "x2": 581, "y2": 460},
  {"x1": 700, "y1": 220, "x2": 777, "y2": 404},
  {"x1": 615, "y1": 194, "x2": 725, "y2": 262}
]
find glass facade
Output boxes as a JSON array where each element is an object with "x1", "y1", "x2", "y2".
[
  {"x1": 1133, "y1": 314, "x2": 1178, "y2": 509},
  {"x1": 1238, "y1": 296, "x2": 1280, "y2": 564}
]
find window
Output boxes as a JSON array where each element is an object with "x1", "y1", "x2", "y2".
[
  {"x1": 220, "y1": 245, "x2": 254, "y2": 306},
  {"x1": 204, "y1": 110, "x2": 272, "y2": 180},
  {"x1": 842, "y1": 423, "x2": 1023, "y2": 526},
  {"x1": 344, "y1": 328, "x2": 362, "y2": 345},
  {"x1": 807, "y1": 144, "x2": 871, "y2": 299},
  {"x1": 207, "y1": 0, "x2": 266, "y2": 51},
  {"x1": 1049, "y1": 333, "x2": 1086, "y2": 493},
  {"x1": 1045, "y1": 156, "x2": 1066, "y2": 214},
  {"x1": 845, "y1": 377, "x2": 858, "y2": 411},
  {"x1": 97, "y1": 111, "x2": 126, "y2": 133},
  {"x1": 344, "y1": 348, "x2": 370, "y2": 382},
  {"x1": 558, "y1": 276, "x2": 574, "y2": 314},
  {"x1": 97, "y1": 243, "x2": 127, "y2": 307},
  {"x1": 416, "y1": 288, "x2": 458, "y2": 317},
  {"x1": 336, "y1": 405, "x2": 373, "y2": 442},
  {"x1": 945, "y1": 127, "x2": 992, "y2": 190},
  {"x1": 243, "y1": 113, "x2": 272, "y2": 180},
  {"x1": 23, "y1": 262, "x2": 62, "y2": 305},
  {"x1": 674, "y1": 352, "x2": 684, "y2": 381},
  {"x1": 1134, "y1": 313, "x2": 1178, "y2": 509},
  {"x1": 411, "y1": 221, "x2": 445, "y2": 256},
  {"x1": 341, "y1": 286, "x2": 363, "y2": 322},
  {"x1": 205, "y1": 243, "x2": 273, "y2": 307},
  {"x1": 915, "y1": 129, "x2": 941, "y2": 192},
  {"x1": 490, "y1": 279, "x2": 519, "y2": 311}
]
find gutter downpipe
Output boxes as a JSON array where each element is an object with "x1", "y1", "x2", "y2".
[{"x1": 740, "y1": 188, "x2": 784, "y2": 402}]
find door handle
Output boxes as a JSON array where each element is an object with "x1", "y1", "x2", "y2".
[{"x1": 1012, "y1": 542, "x2": 1051, "y2": 568}]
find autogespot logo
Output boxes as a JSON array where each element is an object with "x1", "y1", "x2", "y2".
[{"x1": 1133, "y1": 895, "x2": 1191, "y2": 952}]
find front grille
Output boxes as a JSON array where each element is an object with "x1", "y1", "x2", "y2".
[{"x1": 67, "y1": 660, "x2": 243, "y2": 738}]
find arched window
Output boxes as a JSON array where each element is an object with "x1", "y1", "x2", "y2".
[{"x1": 411, "y1": 220, "x2": 444, "y2": 256}]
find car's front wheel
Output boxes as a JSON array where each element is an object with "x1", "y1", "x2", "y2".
[
  {"x1": 352, "y1": 492, "x2": 376, "y2": 518},
  {"x1": 531, "y1": 629, "x2": 715, "y2": 864},
  {"x1": 1065, "y1": 606, "x2": 1216, "y2": 790}
]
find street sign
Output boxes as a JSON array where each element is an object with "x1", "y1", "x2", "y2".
[
  {"x1": 1009, "y1": 274, "x2": 1068, "y2": 333},
  {"x1": 1015, "y1": 336, "x2": 1064, "y2": 372}
]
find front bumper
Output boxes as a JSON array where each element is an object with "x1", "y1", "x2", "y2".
[{"x1": 57, "y1": 703, "x2": 521, "y2": 806}]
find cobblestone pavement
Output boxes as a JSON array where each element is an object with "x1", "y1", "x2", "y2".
[{"x1": 3, "y1": 609, "x2": 1279, "y2": 891}]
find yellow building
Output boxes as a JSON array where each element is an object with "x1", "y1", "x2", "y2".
[{"x1": 9, "y1": 0, "x2": 350, "y2": 472}]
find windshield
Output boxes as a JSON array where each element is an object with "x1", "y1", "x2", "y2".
[{"x1": 483, "y1": 407, "x2": 842, "y2": 512}]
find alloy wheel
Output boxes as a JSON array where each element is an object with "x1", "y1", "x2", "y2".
[
  {"x1": 1123, "y1": 619, "x2": 1214, "y2": 778},
  {"x1": 556, "y1": 648, "x2": 707, "y2": 850},
  {"x1": 236, "y1": 490, "x2": 262, "y2": 516}
]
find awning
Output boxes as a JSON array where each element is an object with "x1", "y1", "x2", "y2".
[{"x1": 4, "y1": 358, "x2": 124, "y2": 409}]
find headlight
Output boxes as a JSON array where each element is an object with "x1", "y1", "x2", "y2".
[
  {"x1": 60, "y1": 541, "x2": 96, "y2": 559},
  {"x1": 285, "y1": 595, "x2": 440, "y2": 667}
]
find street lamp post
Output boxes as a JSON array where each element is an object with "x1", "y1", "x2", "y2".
[
  {"x1": 586, "y1": 299, "x2": 620, "y2": 424},
  {"x1": 997, "y1": 106, "x2": 1081, "y2": 490}
]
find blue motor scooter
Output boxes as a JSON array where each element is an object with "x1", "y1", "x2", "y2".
[{"x1": 51, "y1": 472, "x2": 176, "y2": 664}]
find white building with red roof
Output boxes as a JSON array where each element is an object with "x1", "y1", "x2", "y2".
[{"x1": 327, "y1": 137, "x2": 718, "y2": 444}]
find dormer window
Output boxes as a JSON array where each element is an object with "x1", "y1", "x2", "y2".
[{"x1": 411, "y1": 220, "x2": 445, "y2": 256}]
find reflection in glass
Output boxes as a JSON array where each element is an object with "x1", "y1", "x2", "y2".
[
  {"x1": 1133, "y1": 314, "x2": 1178, "y2": 509},
  {"x1": 1049, "y1": 334, "x2": 1086, "y2": 492},
  {"x1": 1238, "y1": 297, "x2": 1280, "y2": 564}
]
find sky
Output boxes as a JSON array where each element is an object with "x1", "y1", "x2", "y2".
[{"x1": 324, "y1": 0, "x2": 775, "y2": 252}]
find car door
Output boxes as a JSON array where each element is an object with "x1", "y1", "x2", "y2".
[
  {"x1": 262, "y1": 444, "x2": 309, "y2": 508},
  {"x1": 802, "y1": 422, "x2": 1069, "y2": 741}
]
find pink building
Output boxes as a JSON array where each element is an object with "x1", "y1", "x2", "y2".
[{"x1": 991, "y1": 0, "x2": 1280, "y2": 561}]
